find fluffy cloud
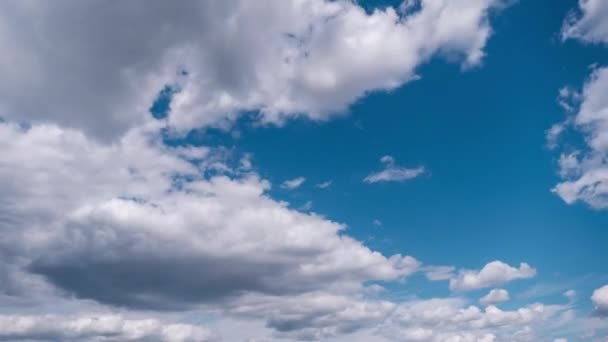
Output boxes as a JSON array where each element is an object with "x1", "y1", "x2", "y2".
[
  {"x1": 0, "y1": 314, "x2": 217, "y2": 342},
  {"x1": 479, "y1": 289, "x2": 510, "y2": 306},
  {"x1": 281, "y1": 177, "x2": 306, "y2": 190},
  {"x1": 592, "y1": 285, "x2": 608, "y2": 316},
  {"x1": 0, "y1": 0, "x2": 509, "y2": 140},
  {"x1": 0, "y1": 120, "x2": 420, "y2": 339},
  {"x1": 562, "y1": 0, "x2": 608, "y2": 43},
  {"x1": 379, "y1": 297, "x2": 565, "y2": 342},
  {"x1": 364, "y1": 156, "x2": 425, "y2": 183},
  {"x1": 449, "y1": 261, "x2": 536, "y2": 291},
  {"x1": 552, "y1": 67, "x2": 608, "y2": 208}
]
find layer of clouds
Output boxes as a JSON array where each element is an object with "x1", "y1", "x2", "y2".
[
  {"x1": 552, "y1": 67, "x2": 608, "y2": 208},
  {"x1": 364, "y1": 156, "x2": 425, "y2": 183},
  {"x1": 449, "y1": 261, "x2": 536, "y2": 291},
  {"x1": 0, "y1": 314, "x2": 217, "y2": 342},
  {"x1": 479, "y1": 289, "x2": 510, "y2": 306},
  {"x1": 0, "y1": 0, "x2": 509, "y2": 140},
  {"x1": 562, "y1": 0, "x2": 608, "y2": 43}
]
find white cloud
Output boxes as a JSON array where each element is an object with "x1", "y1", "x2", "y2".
[
  {"x1": 553, "y1": 339, "x2": 567, "y2": 342},
  {"x1": 281, "y1": 177, "x2": 306, "y2": 190},
  {"x1": 562, "y1": 0, "x2": 608, "y2": 43},
  {"x1": 449, "y1": 261, "x2": 536, "y2": 291},
  {"x1": 0, "y1": 0, "x2": 509, "y2": 140},
  {"x1": 592, "y1": 284, "x2": 608, "y2": 316},
  {"x1": 552, "y1": 67, "x2": 608, "y2": 208},
  {"x1": 479, "y1": 288, "x2": 510, "y2": 306},
  {"x1": 0, "y1": 314, "x2": 217, "y2": 342},
  {"x1": 364, "y1": 155, "x2": 425, "y2": 183}
]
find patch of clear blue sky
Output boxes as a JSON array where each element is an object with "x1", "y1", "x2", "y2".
[{"x1": 153, "y1": 0, "x2": 608, "y2": 313}]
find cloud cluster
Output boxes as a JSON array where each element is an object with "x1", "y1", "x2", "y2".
[
  {"x1": 552, "y1": 67, "x2": 608, "y2": 208},
  {"x1": 0, "y1": 0, "x2": 508, "y2": 140},
  {"x1": 562, "y1": 0, "x2": 608, "y2": 43},
  {"x1": 379, "y1": 297, "x2": 565, "y2": 342}
]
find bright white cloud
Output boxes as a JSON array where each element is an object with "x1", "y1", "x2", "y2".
[
  {"x1": 449, "y1": 261, "x2": 536, "y2": 291},
  {"x1": 0, "y1": 314, "x2": 217, "y2": 342},
  {"x1": 0, "y1": 0, "x2": 509, "y2": 140},
  {"x1": 592, "y1": 284, "x2": 608, "y2": 316},
  {"x1": 281, "y1": 177, "x2": 306, "y2": 190},
  {"x1": 552, "y1": 67, "x2": 608, "y2": 208},
  {"x1": 479, "y1": 288, "x2": 510, "y2": 306},
  {"x1": 364, "y1": 156, "x2": 425, "y2": 183},
  {"x1": 562, "y1": 0, "x2": 608, "y2": 43}
]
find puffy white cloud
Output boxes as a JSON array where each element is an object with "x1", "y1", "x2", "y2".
[
  {"x1": 592, "y1": 285, "x2": 608, "y2": 316},
  {"x1": 562, "y1": 0, "x2": 608, "y2": 43},
  {"x1": 552, "y1": 67, "x2": 608, "y2": 208},
  {"x1": 0, "y1": 0, "x2": 509, "y2": 140},
  {"x1": 479, "y1": 289, "x2": 510, "y2": 306},
  {"x1": 449, "y1": 261, "x2": 536, "y2": 291},
  {"x1": 364, "y1": 156, "x2": 425, "y2": 183},
  {"x1": 0, "y1": 314, "x2": 217, "y2": 342},
  {"x1": 563, "y1": 289, "x2": 576, "y2": 300},
  {"x1": 281, "y1": 177, "x2": 306, "y2": 190}
]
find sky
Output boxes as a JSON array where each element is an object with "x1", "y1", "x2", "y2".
[{"x1": 0, "y1": 0, "x2": 608, "y2": 341}]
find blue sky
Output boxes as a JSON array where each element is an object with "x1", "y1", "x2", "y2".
[{"x1": 1, "y1": 0, "x2": 608, "y2": 341}]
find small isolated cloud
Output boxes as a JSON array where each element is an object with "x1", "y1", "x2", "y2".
[
  {"x1": 281, "y1": 177, "x2": 306, "y2": 190},
  {"x1": 299, "y1": 201, "x2": 313, "y2": 211},
  {"x1": 563, "y1": 289, "x2": 576, "y2": 300},
  {"x1": 315, "y1": 181, "x2": 332, "y2": 189},
  {"x1": 592, "y1": 284, "x2": 608, "y2": 316},
  {"x1": 480, "y1": 288, "x2": 510, "y2": 306},
  {"x1": 364, "y1": 156, "x2": 425, "y2": 183},
  {"x1": 372, "y1": 219, "x2": 383, "y2": 227},
  {"x1": 450, "y1": 261, "x2": 536, "y2": 291}
]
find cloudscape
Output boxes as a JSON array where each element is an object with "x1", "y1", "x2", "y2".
[{"x1": 0, "y1": 0, "x2": 607, "y2": 341}]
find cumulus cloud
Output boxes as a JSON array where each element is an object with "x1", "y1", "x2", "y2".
[
  {"x1": 449, "y1": 261, "x2": 536, "y2": 291},
  {"x1": 364, "y1": 156, "x2": 425, "y2": 183},
  {"x1": 281, "y1": 177, "x2": 306, "y2": 190},
  {"x1": 0, "y1": 314, "x2": 217, "y2": 342},
  {"x1": 379, "y1": 297, "x2": 566, "y2": 342},
  {"x1": 0, "y1": 0, "x2": 509, "y2": 140},
  {"x1": 0, "y1": 120, "x2": 420, "y2": 338},
  {"x1": 552, "y1": 67, "x2": 608, "y2": 208},
  {"x1": 479, "y1": 288, "x2": 510, "y2": 306},
  {"x1": 592, "y1": 285, "x2": 608, "y2": 316},
  {"x1": 562, "y1": 0, "x2": 608, "y2": 43},
  {"x1": 423, "y1": 265, "x2": 456, "y2": 281}
]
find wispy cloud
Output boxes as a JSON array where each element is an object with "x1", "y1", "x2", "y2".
[
  {"x1": 364, "y1": 156, "x2": 425, "y2": 183},
  {"x1": 315, "y1": 181, "x2": 332, "y2": 189},
  {"x1": 281, "y1": 177, "x2": 306, "y2": 190}
]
